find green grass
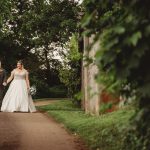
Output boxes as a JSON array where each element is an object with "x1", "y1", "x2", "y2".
[
  {"x1": 38, "y1": 100, "x2": 135, "y2": 150},
  {"x1": 34, "y1": 98, "x2": 69, "y2": 101}
]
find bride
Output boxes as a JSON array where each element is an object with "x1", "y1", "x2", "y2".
[{"x1": 1, "y1": 60, "x2": 36, "y2": 112}]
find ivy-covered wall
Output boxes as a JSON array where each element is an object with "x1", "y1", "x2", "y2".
[{"x1": 82, "y1": 0, "x2": 150, "y2": 149}]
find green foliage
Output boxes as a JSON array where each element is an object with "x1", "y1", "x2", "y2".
[
  {"x1": 68, "y1": 34, "x2": 81, "y2": 61},
  {"x1": 82, "y1": 0, "x2": 150, "y2": 149},
  {"x1": 38, "y1": 100, "x2": 135, "y2": 150},
  {"x1": 72, "y1": 91, "x2": 82, "y2": 106},
  {"x1": 59, "y1": 67, "x2": 80, "y2": 97},
  {"x1": 82, "y1": 0, "x2": 150, "y2": 99},
  {"x1": 99, "y1": 102, "x2": 113, "y2": 114},
  {"x1": 49, "y1": 85, "x2": 67, "y2": 98},
  {"x1": 30, "y1": 76, "x2": 51, "y2": 98},
  {"x1": 0, "y1": 0, "x2": 12, "y2": 36},
  {"x1": 59, "y1": 34, "x2": 82, "y2": 99},
  {"x1": 31, "y1": 76, "x2": 67, "y2": 98},
  {"x1": 0, "y1": 0, "x2": 80, "y2": 98},
  {"x1": 37, "y1": 100, "x2": 81, "y2": 111},
  {"x1": 121, "y1": 107, "x2": 150, "y2": 150}
]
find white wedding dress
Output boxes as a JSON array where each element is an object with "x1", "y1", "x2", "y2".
[{"x1": 1, "y1": 69, "x2": 36, "y2": 112}]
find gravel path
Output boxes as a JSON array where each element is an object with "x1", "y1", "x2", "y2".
[{"x1": 0, "y1": 101, "x2": 87, "y2": 150}]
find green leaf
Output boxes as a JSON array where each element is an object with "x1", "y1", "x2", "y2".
[
  {"x1": 128, "y1": 31, "x2": 142, "y2": 46},
  {"x1": 81, "y1": 13, "x2": 93, "y2": 28},
  {"x1": 113, "y1": 26, "x2": 125, "y2": 34}
]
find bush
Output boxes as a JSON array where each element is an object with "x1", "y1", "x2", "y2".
[
  {"x1": 72, "y1": 91, "x2": 82, "y2": 107},
  {"x1": 30, "y1": 77, "x2": 67, "y2": 98},
  {"x1": 48, "y1": 85, "x2": 67, "y2": 98}
]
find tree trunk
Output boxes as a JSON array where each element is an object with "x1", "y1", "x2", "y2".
[{"x1": 43, "y1": 47, "x2": 51, "y2": 85}]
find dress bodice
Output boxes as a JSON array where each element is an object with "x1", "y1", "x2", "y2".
[{"x1": 13, "y1": 70, "x2": 27, "y2": 80}]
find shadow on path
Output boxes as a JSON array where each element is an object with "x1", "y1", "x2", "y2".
[{"x1": 0, "y1": 113, "x2": 21, "y2": 150}]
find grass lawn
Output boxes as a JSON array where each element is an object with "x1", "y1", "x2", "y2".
[
  {"x1": 34, "y1": 98, "x2": 69, "y2": 101},
  {"x1": 37, "y1": 100, "x2": 135, "y2": 150}
]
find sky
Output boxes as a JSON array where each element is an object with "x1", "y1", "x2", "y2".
[{"x1": 76, "y1": 0, "x2": 83, "y2": 4}]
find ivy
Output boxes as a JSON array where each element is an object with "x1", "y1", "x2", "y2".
[{"x1": 82, "y1": 0, "x2": 150, "y2": 149}]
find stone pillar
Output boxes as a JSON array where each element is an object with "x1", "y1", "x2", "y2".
[
  {"x1": 82, "y1": 35, "x2": 101, "y2": 115},
  {"x1": 82, "y1": 36, "x2": 89, "y2": 113}
]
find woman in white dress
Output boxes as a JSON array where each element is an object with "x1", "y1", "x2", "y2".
[{"x1": 1, "y1": 60, "x2": 36, "y2": 112}]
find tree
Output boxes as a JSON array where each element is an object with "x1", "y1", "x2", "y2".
[
  {"x1": 82, "y1": 0, "x2": 150, "y2": 149},
  {"x1": 59, "y1": 34, "x2": 82, "y2": 100},
  {"x1": 0, "y1": 0, "x2": 80, "y2": 98},
  {"x1": 0, "y1": 0, "x2": 12, "y2": 37}
]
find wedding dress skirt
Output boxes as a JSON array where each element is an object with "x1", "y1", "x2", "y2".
[{"x1": 1, "y1": 70, "x2": 36, "y2": 112}]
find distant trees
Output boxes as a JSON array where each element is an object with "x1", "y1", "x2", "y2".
[
  {"x1": 59, "y1": 34, "x2": 82, "y2": 100},
  {"x1": 0, "y1": 0, "x2": 80, "y2": 98}
]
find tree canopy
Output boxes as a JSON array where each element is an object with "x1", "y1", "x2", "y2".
[{"x1": 0, "y1": 0, "x2": 80, "y2": 98}]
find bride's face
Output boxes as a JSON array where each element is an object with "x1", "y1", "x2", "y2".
[{"x1": 17, "y1": 63, "x2": 22, "y2": 69}]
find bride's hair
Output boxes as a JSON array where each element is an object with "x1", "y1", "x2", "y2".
[{"x1": 17, "y1": 60, "x2": 24, "y2": 69}]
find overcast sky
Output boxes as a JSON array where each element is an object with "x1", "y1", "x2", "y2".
[{"x1": 76, "y1": 0, "x2": 83, "y2": 4}]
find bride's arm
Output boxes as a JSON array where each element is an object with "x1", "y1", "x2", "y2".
[
  {"x1": 25, "y1": 71, "x2": 30, "y2": 89},
  {"x1": 6, "y1": 70, "x2": 14, "y2": 84}
]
